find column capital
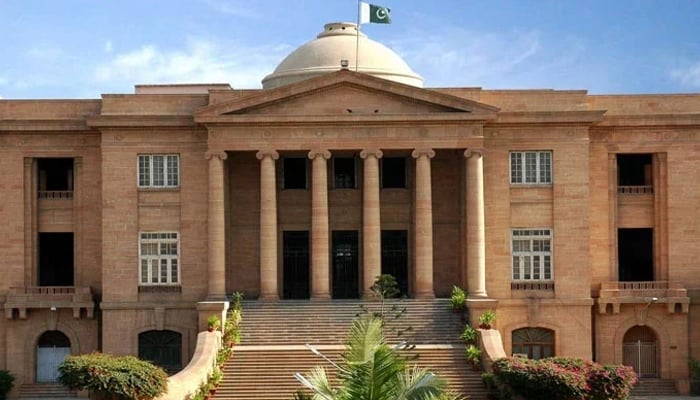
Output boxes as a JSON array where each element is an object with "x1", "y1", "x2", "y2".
[
  {"x1": 411, "y1": 148, "x2": 435, "y2": 159},
  {"x1": 360, "y1": 149, "x2": 383, "y2": 159},
  {"x1": 308, "y1": 149, "x2": 331, "y2": 160},
  {"x1": 205, "y1": 151, "x2": 228, "y2": 160},
  {"x1": 464, "y1": 148, "x2": 485, "y2": 158},
  {"x1": 256, "y1": 150, "x2": 279, "y2": 160}
]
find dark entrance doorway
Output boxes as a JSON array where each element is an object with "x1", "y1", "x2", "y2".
[
  {"x1": 381, "y1": 230, "x2": 408, "y2": 296},
  {"x1": 138, "y1": 330, "x2": 183, "y2": 375},
  {"x1": 623, "y1": 326, "x2": 658, "y2": 378},
  {"x1": 283, "y1": 231, "x2": 310, "y2": 299},
  {"x1": 618, "y1": 228, "x2": 653, "y2": 281},
  {"x1": 332, "y1": 231, "x2": 359, "y2": 299},
  {"x1": 39, "y1": 232, "x2": 74, "y2": 286}
]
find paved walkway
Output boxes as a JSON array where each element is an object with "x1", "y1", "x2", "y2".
[{"x1": 631, "y1": 396, "x2": 698, "y2": 399}]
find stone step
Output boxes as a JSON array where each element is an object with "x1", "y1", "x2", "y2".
[
  {"x1": 630, "y1": 378, "x2": 678, "y2": 396},
  {"x1": 18, "y1": 384, "x2": 77, "y2": 398}
]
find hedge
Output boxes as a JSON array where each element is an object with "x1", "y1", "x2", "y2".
[
  {"x1": 58, "y1": 353, "x2": 168, "y2": 400},
  {"x1": 0, "y1": 370, "x2": 14, "y2": 400},
  {"x1": 492, "y1": 357, "x2": 637, "y2": 400}
]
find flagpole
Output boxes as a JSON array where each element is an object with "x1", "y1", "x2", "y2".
[{"x1": 355, "y1": 0, "x2": 361, "y2": 72}]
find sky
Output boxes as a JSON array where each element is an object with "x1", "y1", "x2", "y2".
[{"x1": 1, "y1": 0, "x2": 700, "y2": 99}]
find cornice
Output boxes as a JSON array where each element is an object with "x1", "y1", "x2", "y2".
[
  {"x1": 595, "y1": 113, "x2": 700, "y2": 127},
  {"x1": 0, "y1": 119, "x2": 92, "y2": 131},
  {"x1": 86, "y1": 114, "x2": 197, "y2": 128},
  {"x1": 195, "y1": 112, "x2": 495, "y2": 127},
  {"x1": 490, "y1": 110, "x2": 606, "y2": 126}
]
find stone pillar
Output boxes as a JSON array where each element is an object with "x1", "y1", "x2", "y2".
[
  {"x1": 412, "y1": 148, "x2": 435, "y2": 298},
  {"x1": 309, "y1": 149, "x2": 331, "y2": 299},
  {"x1": 256, "y1": 150, "x2": 280, "y2": 300},
  {"x1": 360, "y1": 149, "x2": 383, "y2": 296},
  {"x1": 206, "y1": 151, "x2": 228, "y2": 300},
  {"x1": 465, "y1": 148, "x2": 487, "y2": 298}
]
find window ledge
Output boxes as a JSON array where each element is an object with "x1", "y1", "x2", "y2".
[
  {"x1": 511, "y1": 281, "x2": 554, "y2": 291},
  {"x1": 137, "y1": 187, "x2": 181, "y2": 192},
  {"x1": 138, "y1": 285, "x2": 182, "y2": 293}
]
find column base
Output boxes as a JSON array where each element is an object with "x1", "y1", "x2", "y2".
[
  {"x1": 468, "y1": 291, "x2": 488, "y2": 299},
  {"x1": 311, "y1": 293, "x2": 331, "y2": 301},
  {"x1": 413, "y1": 290, "x2": 435, "y2": 299},
  {"x1": 258, "y1": 293, "x2": 280, "y2": 301}
]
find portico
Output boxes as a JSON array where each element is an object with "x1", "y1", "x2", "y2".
[{"x1": 197, "y1": 71, "x2": 496, "y2": 300}]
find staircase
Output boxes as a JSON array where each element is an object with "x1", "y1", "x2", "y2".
[
  {"x1": 214, "y1": 299, "x2": 488, "y2": 400},
  {"x1": 18, "y1": 383, "x2": 76, "y2": 398},
  {"x1": 630, "y1": 378, "x2": 678, "y2": 396}
]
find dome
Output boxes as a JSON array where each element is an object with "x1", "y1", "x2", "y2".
[{"x1": 262, "y1": 22, "x2": 423, "y2": 89}]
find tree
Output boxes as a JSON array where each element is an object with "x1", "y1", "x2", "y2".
[{"x1": 297, "y1": 317, "x2": 462, "y2": 400}]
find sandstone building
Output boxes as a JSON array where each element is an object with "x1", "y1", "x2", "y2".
[{"x1": 1, "y1": 22, "x2": 699, "y2": 394}]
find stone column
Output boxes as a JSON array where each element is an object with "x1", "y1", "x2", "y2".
[
  {"x1": 206, "y1": 151, "x2": 228, "y2": 300},
  {"x1": 465, "y1": 148, "x2": 487, "y2": 298},
  {"x1": 256, "y1": 150, "x2": 280, "y2": 300},
  {"x1": 309, "y1": 149, "x2": 331, "y2": 299},
  {"x1": 412, "y1": 148, "x2": 435, "y2": 298},
  {"x1": 360, "y1": 149, "x2": 383, "y2": 296}
]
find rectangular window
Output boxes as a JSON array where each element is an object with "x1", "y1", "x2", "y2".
[
  {"x1": 510, "y1": 151, "x2": 552, "y2": 185},
  {"x1": 381, "y1": 157, "x2": 406, "y2": 188},
  {"x1": 333, "y1": 157, "x2": 356, "y2": 189},
  {"x1": 138, "y1": 155, "x2": 180, "y2": 188},
  {"x1": 283, "y1": 157, "x2": 307, "y2": 189},
  {"x1": 139, "y1": 232, "x2": 179, "y2": 285},
  {"x1": 511, "y1": 229, "x2": 552, "y2": 282}
]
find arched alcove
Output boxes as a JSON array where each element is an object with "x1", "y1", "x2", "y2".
[
  {"x1": 36, "y1": 330, "x2": 71, "y2": 383},
  {"x1": 512, "y1": 327, "x2": 555, "y2": 359},
  {"x1": 622, "y1": 325, "x2": 658, "y2": 378},
  {"x1": 138, "y1": 330, "x2": 183, "y2": 374}
]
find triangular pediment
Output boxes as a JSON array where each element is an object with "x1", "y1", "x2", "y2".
[{"x1": 195, "y1": 70, "x2": 499, "y2": 120}]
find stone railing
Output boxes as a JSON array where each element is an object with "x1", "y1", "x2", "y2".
[
  {"x1": 597, "y1": 281, "x2": 690, "y2": 314},
  {"x1": 617, "y1": 185, "x2": 653, "y2": 194},
  {"x1": 4, "y1": 286, "x2": 94, "y2": 319},
  {"x1": 157, "y1": 331, "x2": 221, "y2": 400},
  {"x1": 38, "y1": 190, "x2": 73, "y2": 199}
]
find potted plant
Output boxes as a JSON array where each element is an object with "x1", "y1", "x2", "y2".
[
  {"x1": 0, "y1": 370, "x2": 14, "y2": 400},
  {"x1": 465, "y1": 344, "x2": 482, "y2": 370},
  {"x1": 478, "y1": 310, "x2": 496, "y2": 329},
  {"x1": 460, "y1": 324, "x2": 477, "y2": 345},
  {"x1": 450, "y1": 285, "x2": 467, "y2": 312},
  {"x1": 207, "y1": 315, "x2": 220, "y2": 332}
]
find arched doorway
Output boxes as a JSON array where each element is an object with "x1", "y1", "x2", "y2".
[
  {"x1": 623, "y1": 325, "x2": 658, "y2": 378},
  {"x1": 36, "y1": 331, "x2": 71, "y2": 383},
  {"x1": 512, "y1": 327, "x2": 554, "y2": 359},
  {"x1": 138, "y1": 330, "x2": 182, "y2": 374}
]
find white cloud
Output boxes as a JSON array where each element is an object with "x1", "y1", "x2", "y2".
[
  {"x1": 24, "y1": 44, "x2": 66, "y2": 61},
  {"x1": 201, "y1": 0, "x2": 260, "y2": 18},
  {"x1": 104, "y1": 40, "x2": 114, "y2": 53},
  {"x1": 671, "y1": 62, "x2": 700, "y2": 88},
  {"x1": 94, "y1": 38, "x2": 292, "y2": 89},
  {"x1": 387, "y1": 26, "x2": 594, "y2": 90}
]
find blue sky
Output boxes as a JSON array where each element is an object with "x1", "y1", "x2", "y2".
[{"x1": 1, "y1": 0, "x2": 699, "y2": 99}]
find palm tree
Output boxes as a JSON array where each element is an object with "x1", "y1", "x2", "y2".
[{"x1": 296, "y1": 317, "x2": 462, "y2": 400}]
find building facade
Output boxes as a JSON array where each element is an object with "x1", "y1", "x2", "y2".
[{"x1": 1, "y1": 22, "x2": 699, "y2": 393}]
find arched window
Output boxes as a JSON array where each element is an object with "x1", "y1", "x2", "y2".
[
  {"x1": 512, "y1": 327, "x2": 554, "y2": 360},
  {"x1": 138, "y1": 330, "x2": 182, "y2": 374}
]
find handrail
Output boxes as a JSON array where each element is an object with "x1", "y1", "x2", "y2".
[
  {"x1": 617, "y1": 185, "x2": 653, "y2": 194},
  {"x1": 38, "y1": 190, "x2": 73, "y2": 199},
  {"x1": 156, "y1": 331, "x2": 221, "y2": 400}
]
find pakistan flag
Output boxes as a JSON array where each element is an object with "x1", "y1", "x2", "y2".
[{"x1": 359, "y1": 2, "x2": 391, "y2": 24}]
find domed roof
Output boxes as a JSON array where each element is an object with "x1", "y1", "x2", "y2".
[{"x1": 262, "y1": 22, "x2": 423, "y2": 89}]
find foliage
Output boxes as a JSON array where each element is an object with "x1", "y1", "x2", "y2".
[
  {"x1": 450, "y1": 286, "x2": 467, "y2": 311},
  {"x1": 207, "y1": 315, "x2": 220, "y2": 330},
  {"x1": 210, "y1": 366, "x2": 223, "y2": 386},
  {"x1": 58, "y1": 353, "x2": 168, "y2": 400},
  {"x1": 465, "y1": 345, "x2": 482, "y2": 369},
  {"x1": 690, "y1": 358, "x2": 700, "y2": 395},
  {"x1": 491, "y1": 357, "x2": 637, "y2": 400},
  {"x1": 0, "y1": 370, "x2": 14, "y2": 400},
  {"x1": 357, "y1": 275, "x2": 412, "y2": 339},
  {"x1": 292, "y1": 389, "x2": 313, "y2": 400},
  {"x1": 231, "y1": 291, "x2": 244, "y2": 312},
  {"x1": 478, "y1": 310, "x2": 496, "y2": 329},
  {"x1": 459, "y1": 324, "x2": 477, "y2": 345},
  {"x1": 297, "y1": 316, "x2": 463, "y2": 400}
]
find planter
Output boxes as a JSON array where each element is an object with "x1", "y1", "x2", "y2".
[{"x1": 479, "y1": 324, "x2": 491, "y2": 329}]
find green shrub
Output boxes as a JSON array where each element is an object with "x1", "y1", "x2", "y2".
[
  {"x1": 58, "y1": 353, "x2": 168, "y2": 400},
  {"x1": 492, "y1": 357, "x2": 637, "y2": 400},
  {"x1": 460, "y1": 324, "x2": 477, "y2": 344},
  {"x1": 478, "y1": 310, "x2": 496, "y2": 329},
  {"x1": 0, "y1": 370, "x2": 14, "y2": 400},
  {"x1": 465, "y1": 344, "x2": 482, "y2": 368},
  {"x1": 450, "y1": 286, "x2": 467, "y2": 311}
]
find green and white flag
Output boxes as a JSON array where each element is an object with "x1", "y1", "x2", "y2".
[{"x1": 359, "y1": 2, "x2": 391, "y2": 24}]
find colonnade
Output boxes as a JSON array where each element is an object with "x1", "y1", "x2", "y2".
[{"x1": 206, "y1": 148, "x2": 488, "y2": 300}]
